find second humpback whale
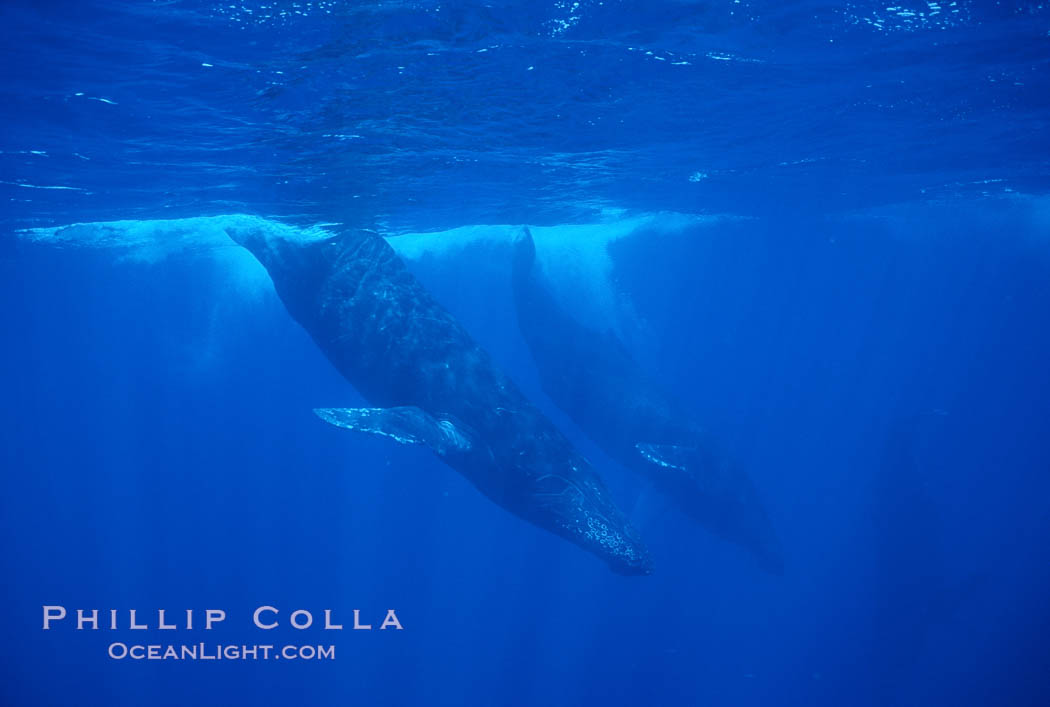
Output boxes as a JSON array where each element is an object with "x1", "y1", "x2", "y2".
[
  {"x1": 226, "y1": 222, "x2": 652, "y2": 575},
  {"x1": 511, "y1": 228, "x2": 783, "y2": 574}
]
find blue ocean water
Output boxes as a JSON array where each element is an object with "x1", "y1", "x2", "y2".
[{"x1": 2, "y1": 1, "x2": 1049, "y2": 705}]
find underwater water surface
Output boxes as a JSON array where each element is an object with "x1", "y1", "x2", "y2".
[{"x1": 2, "y1": 2, "x2": 1049, "y2": 706}]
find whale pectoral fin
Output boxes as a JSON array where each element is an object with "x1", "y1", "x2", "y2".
[
  {"x1": 635, "y1": 443, "x2": 694, "y2": 472},
  {"x1": 314, "y1": 407, "x2": 427, "y2": 445},
  {"x1": 313, "y1": 407, "x2": 473, "y2": 455}
]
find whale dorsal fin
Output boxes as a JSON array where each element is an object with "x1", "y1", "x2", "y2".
[{"x1": 314, "y1": 406, "x2": 473, "y2": 456}]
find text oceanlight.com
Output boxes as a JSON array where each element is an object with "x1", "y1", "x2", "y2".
[
  {"x1": 42, "y1": 605, "x2": 403, "y2": 661},
  {"x1": 108, "y1": 643, "x2": 335, "y2": 661}
]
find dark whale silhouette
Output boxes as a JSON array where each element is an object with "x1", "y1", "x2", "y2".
[
  {"x1": 511, "y1": 228, "x2": 783, "y2": 574},
  {"x1": 226, "y1": 222, "x2": 652, "y2": 575}
]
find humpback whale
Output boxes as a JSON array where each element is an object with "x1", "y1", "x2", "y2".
[
  {"x1": 226, "y1": 223, "x2": 652, "y2": 576},
  {"x1": 511, "y1": 228, "x2": 783, "y2": 574}
]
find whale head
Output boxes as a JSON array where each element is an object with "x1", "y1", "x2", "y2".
[
  {"x1": 507, "y1": 449, "x2": 653, "y2": 576},
  {"x1": 636, "y1": 442, "x2": 784, "y2": 575}
]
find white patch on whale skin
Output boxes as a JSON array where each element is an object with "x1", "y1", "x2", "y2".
[{"x1": 435, "y1": 419, "x2": 472, "y2": 452}]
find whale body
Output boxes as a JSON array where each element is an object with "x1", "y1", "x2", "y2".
[
  {"x1": 226, "y1": 222, "x2": 652, "y2": 576},
  {"x1": 512, "y1": 228, "x2": 783, "y2": 574}
]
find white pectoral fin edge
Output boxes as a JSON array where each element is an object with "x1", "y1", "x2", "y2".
[
  {"x1": 635, "y1": 442, "x2": 690, "y2": 471},
  {"x1": 313, "y1": 407, "x2": 472, "y2": 454}
]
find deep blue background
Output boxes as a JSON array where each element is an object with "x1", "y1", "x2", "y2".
[{"x1": 2, "y1": 1, "x2": 1049, "y2": 706}]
